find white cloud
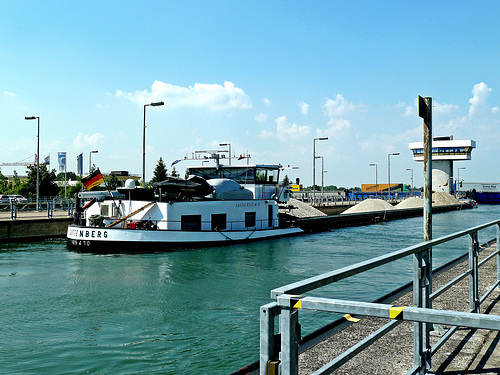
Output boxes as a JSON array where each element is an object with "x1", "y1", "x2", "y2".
[
  {"x1": 260, "y1": 129, "x2": 275, "y2": 138},
  {"x1": 316, "y1": 119, "x2": 351, "y2": 138},
  {"x1": 116, "y1": 81, "x2": 251, "y2": 111},
  {"x1": 263, "y1": 98, "x2": 271, "y2": 106},
  {"x1": 3, "y1": 91, "x2": 16, "y2": 96},
  {"x1": 323, "y1": 94, "x2": 358, "y2": 117},
  {"x1": 468, "y1": 82, "x2": 491, "y2": 116},
  {"x1": 403, "y1": 106, "x2": 414, "y2": 117},
  {"x1": 73, "y1": 133, "x2": 106, "y2": 149},
  {"x1": 275, "y1": 116, "x2": 311, "y2": 140},
  {"x1": 327, "y1": 118, "x2": 351, "y2": 132},
  {"x1": 260, "y1": 116, "x2": 311, "y2": 140},
  {"x1": 299, "y1": 101, "x2": 309, "y2": 115},
  {"x1": 439, "y1": 82, "x2": 499, "y2": 134},
  {"x1": 254, "y1": 113, "x2": 268, "y2": 123},
  {"x1": 433, "y1": 101, "x2": 460, "y2": 116}
]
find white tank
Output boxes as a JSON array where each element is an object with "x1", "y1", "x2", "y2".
[{"x1": 124, "y1": 179, "x2": 136, "y2": 189}]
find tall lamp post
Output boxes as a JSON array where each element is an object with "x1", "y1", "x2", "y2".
[
  {"x1": 387, "y1": 152, "x2": 399, "y2": 201},
  {"x1": 25, "y1": 116, "x2": 40, "y2": 210},
  {"x1": 143, "y1": 101, "x2": 164, "y2": 188},
  {"x1": 89, "y1": 150, "x2": 98, "y2": 174},
  {"x1": 369, "y1": 163, "x2": 378, "y2": 197},
  {"x1": 313, "y1": 137, "x2": 328, "y2": 205},
  {"x1": 316, "y1": 156, "x2": 326, "y2": 196},
  {"x1": 219, "y1": 143, "x2": 231, "y2": 165},
  {"x1": 457, "y1": 167, "x2": 466, "y2": 195},
  {"x1": 406, "y1": 168, "x2": 413, "y2": 196}
]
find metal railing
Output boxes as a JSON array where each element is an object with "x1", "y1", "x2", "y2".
[
  {"x1": 103, "y1": 217, "x2": 280, "y2": 231},
  {"x1": 5, "y1": 197, "x2": 75, "y2": 220},
  {"x1": 260, "y1": 219, "x2": 500, "y2": 375},
  {"x1": 292, "y1": 192, "x2": 412, "y2": 207}
]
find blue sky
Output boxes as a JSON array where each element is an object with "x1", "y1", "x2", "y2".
[{"x1": 2, "y1": 1, "x2": 500, "y2": 188}]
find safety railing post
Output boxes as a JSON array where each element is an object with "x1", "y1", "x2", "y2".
[
  {"x1": 497, "y1": 224, "x2": 500, "y2": 286},
  {"x1": 260, "y1": 303, "x2": 280, "y2": 375},
  {"x1": 413, "y1": 248, "x2": 431, "y2": 373},
  {"x1": 280, "y1": 307, "x2": 299, "y2": 375},
  {"x1": 469, "y1": 231, "x2": 480, "y2": 312}
]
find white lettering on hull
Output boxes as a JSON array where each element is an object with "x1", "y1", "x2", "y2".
[{"x1": 68, "y1": 228, "x2": 108, "y2": 239}]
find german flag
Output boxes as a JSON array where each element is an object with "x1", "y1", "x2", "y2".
[{"x1": 82, "y1": 168, "x2": 105, "y2": 190}]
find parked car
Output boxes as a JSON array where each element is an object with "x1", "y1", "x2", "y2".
[
  {"x1": 0, "y1": 195, "x2": 9, "y2": 203},
  {"x1": 8, "y1": 195, "x2": 28, "y2": 203}
]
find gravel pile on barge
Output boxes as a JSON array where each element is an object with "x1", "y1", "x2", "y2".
[
  {"x1": 341, "y1": 199, "x2": 394, "y2": 214},
  {"x1": 395, "y1": 193, "x2": 461, "y2": 209},
  {"x1": 280, "y1": 198, "x2": 327, "y2": 218}
]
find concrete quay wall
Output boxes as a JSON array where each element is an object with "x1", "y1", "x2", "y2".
[{"x1": 0, "y1": 212, "x2": 72, "y2": 243}]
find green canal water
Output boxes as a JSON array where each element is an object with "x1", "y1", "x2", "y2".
[{"x1": 1, "y1": 205, "x2": 499, "y2": 374}]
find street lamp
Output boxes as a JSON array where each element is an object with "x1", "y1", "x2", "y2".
[
  {"x1": 143, "y1": 101, "x2": 164, "y2": 188},
  {"x1": 25, "y1": 116, "x2": 40, "y2": 210},
  {"x1": 406, "y1": 168, "x2": 413, "y2": 196},
  {"x1": 89, "y1": 150, "x2": 98, "y2": 174},
  {"x1": 313, "y1": 137, "x2": 328, "y2": 205},
  {"x1": 316, "y1": 156, "x2": 326, "y2": 196},
  {"x1": 457, "y1": 167, "x2": 466, "y2": 194},
  {"x1": 387, "y1": 152, "x2": 399, "y2": 201},
  {"x1": 219, "y1": 143, "x2": 231, "y2": 165},
  {"x1": 369, "y1": 163, "x2": 378, "y2": 197}
]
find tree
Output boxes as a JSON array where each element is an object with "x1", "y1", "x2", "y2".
[
  {"x1": 19, "y1": 164, "x2": 60, "y2": 197},
  {"x1": 67, "y1": 182, "x2": 82, "y2": 198},
  {"x1": 106, "y1": 172, "x2": 119, "y2": 190},
  {"x1": 56, "y1": 171, "x2": 77, "y2": 181},
  {"x1": 282, "y1": 175, "x2": 290, "y2": 186},
  {"x1": 11, "y1": 171, "x2": 21, "y2": 194},
  {"x1": 170, "y1": 167, "x2": 179, "y2": 178},
  {"x1": 150, "y1": 157, "x2": 168, "y2": 184},
  {"x1": 0, "y1": 169, "x2": 9, "y2": 193}
]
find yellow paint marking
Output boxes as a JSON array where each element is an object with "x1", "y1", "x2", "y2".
[
  {"x1": 344, "y1": 314, "x2": 360, "y2": 322},
  {"x1": 291, "y1": 296, "x2": 304, "y2": 309},
  {"x1": 389, "y1": 306, "x2": 406, "y2": 319}
]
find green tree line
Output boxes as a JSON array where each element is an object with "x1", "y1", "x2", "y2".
[{"x1": 0, "y1": 157, "x2": 182, "y2": 197}]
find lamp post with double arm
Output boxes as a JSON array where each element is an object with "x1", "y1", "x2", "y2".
[
  {"x1": 313, "y1": 137, "x2": 328, "y2": 205},
  {"x1": 25, "y1": 116, "x2": 40, "y2": 210},
  {"x1": 143, "y1": 101, "x2": 164, "y2": 188},
  {"x1": 387, "y1": 152, "x2": 400, "y2": 201}
]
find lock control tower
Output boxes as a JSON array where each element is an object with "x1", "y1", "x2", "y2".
[{"x1": 408, "y1": 136, "x2": 476, "y2": 194}]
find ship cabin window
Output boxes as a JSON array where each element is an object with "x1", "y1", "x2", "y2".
[
  {"x1": 188, "y1": 166, "x2": 280, "y2": 185},
  {"x1": 188, "y1": 167, "x2": 256, "y2": 184},
  {"x1": 245, "y1": 212, "x2": 256, "y2": 228},
  {"x1": 211, "y1": 213, "x2": 227, "y2": 231},
  {"x1": 256, "y1": 168, "x2": 279, "y2": 184},
  {"x1": 181, "y1": 215, "x2": 202, "y2": 231}
]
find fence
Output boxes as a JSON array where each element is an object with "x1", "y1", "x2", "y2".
[
  {"x1": 260, "y1": 219, "x2": 500, "y2": 375},
  {"x1": 292, "y1": 191, "x2": 417, "y2": 207},
  {"x1": 5, "y1": 197, "x2": 74, "y2": 220}
]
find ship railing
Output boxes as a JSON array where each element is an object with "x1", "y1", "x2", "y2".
[
  {"x1": 127, "y1": 218, "x2": 279, "y2": 231},
  {"x1": 260, "y1": 219, "x2": 500, "y2": 375}
]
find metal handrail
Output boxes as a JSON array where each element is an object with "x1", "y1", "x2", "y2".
[
  {"x1": 271, "y1": 219, "x2": 499, "y2": 298},
  {"x1": 107, "y1": 217, "x2": 280, "y2": 231},
  {"x1": 261, "y1": 219, "x2": 500, "y2": 375}
]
